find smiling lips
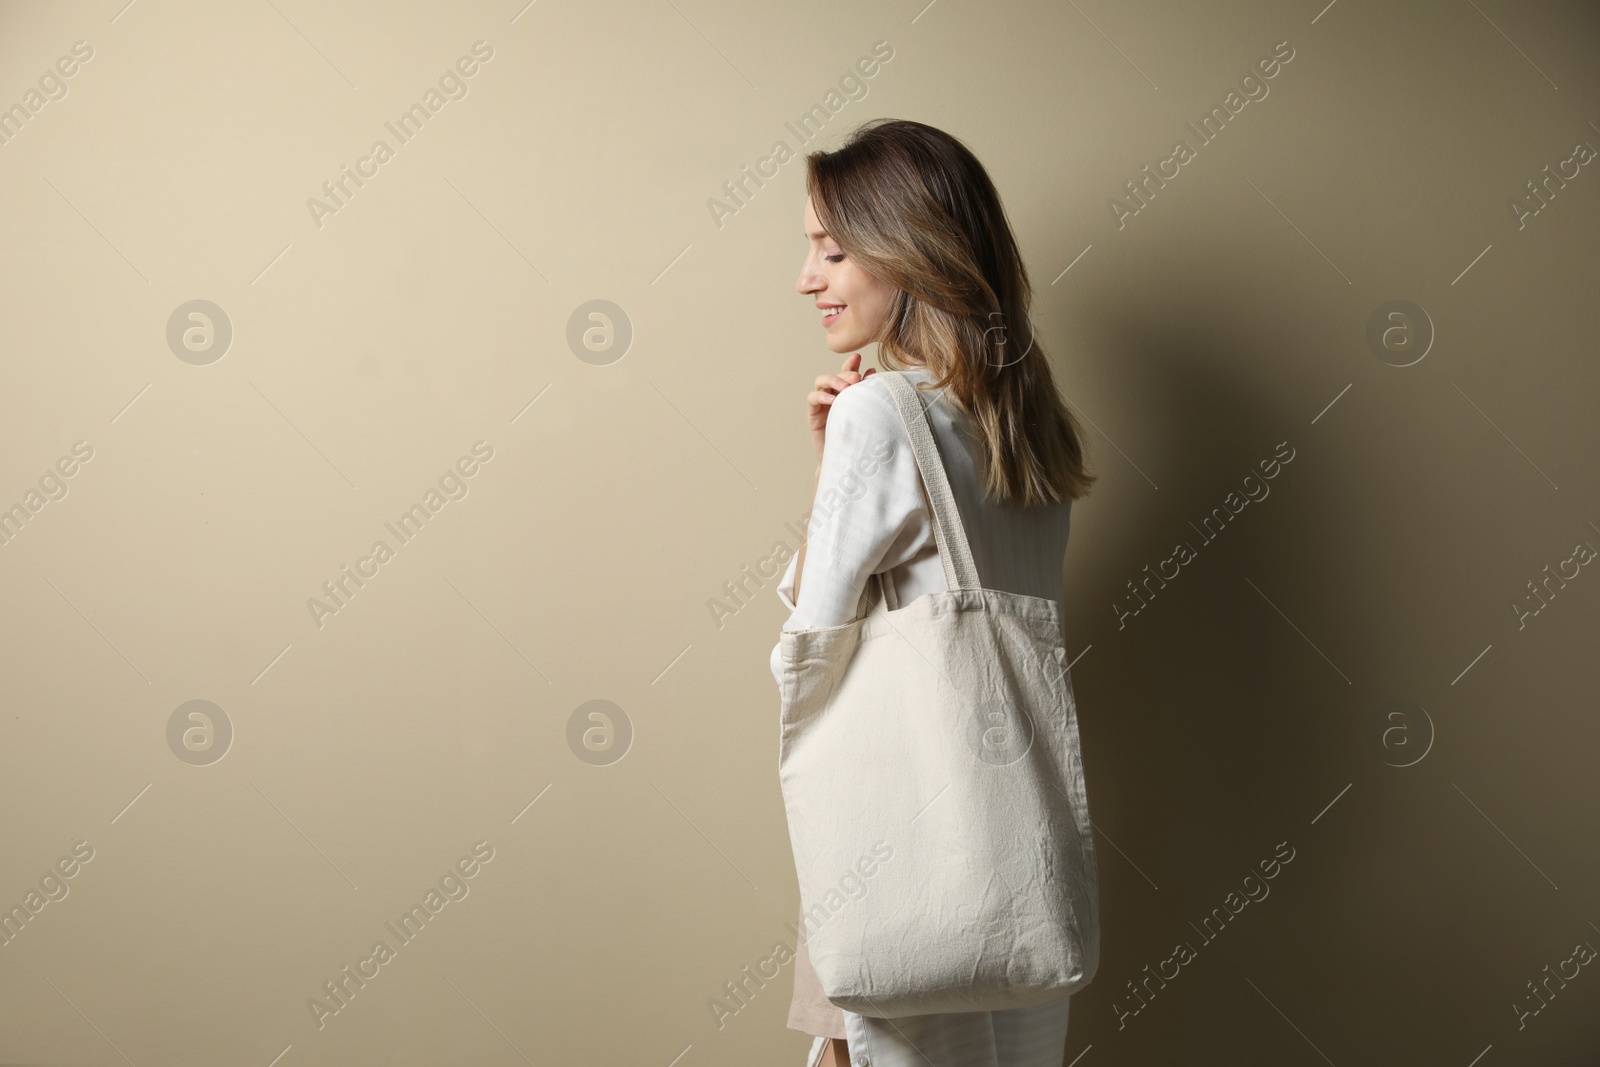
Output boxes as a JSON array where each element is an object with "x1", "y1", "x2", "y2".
[{"x1": 818, "y1": 303, "x2": 845, "y2": 327}]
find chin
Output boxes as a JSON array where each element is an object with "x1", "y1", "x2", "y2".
[{"x1": 826, "y1": 331, "x2": 869, "y2": 353}]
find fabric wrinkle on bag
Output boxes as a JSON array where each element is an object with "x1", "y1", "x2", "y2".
[{"x1": 777, "y1": 369, "x2": 1101, "y2": 1019}]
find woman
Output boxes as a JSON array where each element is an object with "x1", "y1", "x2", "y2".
[{"x1": 770, "y1": 118, "x2": 1098, "y2": 1067}]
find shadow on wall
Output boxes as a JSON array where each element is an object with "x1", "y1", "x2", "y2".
[
  {"x1": 1043, "y1": 163, "x2": 1600, "y2": 1054},
  {"x1": 1048, "y1": 291, "x2": 1482, "y2": 1057}
]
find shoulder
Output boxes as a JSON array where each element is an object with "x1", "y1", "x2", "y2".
[
  {"x1": 818, "y1": 372, "x2": 916, "y2": 473},
  {"x1": 826, "y1": 370, "x2": 910, "y2": 432},
  {"x1": 821, "y1": 373, "x2": 917, "y2": 462}
]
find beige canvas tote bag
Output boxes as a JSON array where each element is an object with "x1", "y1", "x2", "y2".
[{"x1": 777, "y1": 370, "x2": 1101, "y2": 1018}]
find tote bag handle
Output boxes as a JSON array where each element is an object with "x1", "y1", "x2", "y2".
[
  {"x1": 850, "y1": 371, "x2": 983, "y2": 618},
  {"x1": 881, "y1": 372, "x2": 982, "y2": 592}
]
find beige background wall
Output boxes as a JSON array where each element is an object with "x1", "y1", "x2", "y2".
[{"x1": 1, "y1": 0, "x2": 1598, "y2": 1063}]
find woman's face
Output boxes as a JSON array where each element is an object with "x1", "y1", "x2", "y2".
[{"x1": 796, "y1": 195, "x2": 897, "y2": 354}]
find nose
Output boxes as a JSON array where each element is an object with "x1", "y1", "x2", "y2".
[{"x1": 796, "y1": 254, "x2": 823, "y2": 296}]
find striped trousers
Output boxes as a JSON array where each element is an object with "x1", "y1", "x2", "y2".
[{"x1": 803, "y1": 996, "x2": 1072, "y2": 1067}]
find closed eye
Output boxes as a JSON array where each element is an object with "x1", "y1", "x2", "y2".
[{"x1": 825, "y1": 254, "x2": 845, "y2": 263}]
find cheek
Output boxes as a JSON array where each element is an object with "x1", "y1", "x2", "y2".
[
  {"x1": 858, "y1": 278, "x2": 894, "y2": 323},
  {"x1": 841, "y1": 266, "x2": 887, "y2": 309}
]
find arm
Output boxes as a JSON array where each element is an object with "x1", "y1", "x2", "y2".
[
  {"x1": 794, "y1": 382, "x2": 923, "y2": 627},
  {"x1": 770, "y1": 374, "x2": 931, "y2": 688},
  {"x1": 790, "y1": 462, "x2": 823, "y2": 604},
  {"x1": 791, "y1": 354, "x2": 871, "y2": 607}
]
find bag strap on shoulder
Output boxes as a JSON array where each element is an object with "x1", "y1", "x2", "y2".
[{"x1": 881, "y1": 371, "x2": 981, "y2": 593}]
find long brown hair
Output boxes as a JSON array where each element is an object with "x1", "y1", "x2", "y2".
[{"x1": 806, "y1": 118, "x2": 1095, "y2": 506}]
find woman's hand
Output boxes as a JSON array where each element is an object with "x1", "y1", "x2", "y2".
[{"x1": 807, "y1": 352, "x2": 876, "y2": 463}]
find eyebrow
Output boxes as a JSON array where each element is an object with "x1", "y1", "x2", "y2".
[{"x1": 804, "y1": 228, "x2": 830, "y2": 239}]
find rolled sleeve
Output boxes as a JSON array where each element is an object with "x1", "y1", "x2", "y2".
[
  {"x1": 769, "y1": 554, "x2": 802, "y2": 686},
  {"x1": 775, "y1": 551, "x2": 800, "y2": 613}
]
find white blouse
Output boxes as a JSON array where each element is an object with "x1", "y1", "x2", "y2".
[
  {"x1": 770, "y1": 366, "x2": 1078, "y2": 1067},
  {"x1": 770, "y1": 367, "x2": 1076, "y2": 679}
]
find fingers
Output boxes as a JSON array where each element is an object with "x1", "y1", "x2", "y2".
[
  {"x1": 810, "y1": 373, "x2": 860, "y2": 398},
  {"x1": 809, "y1": 357, "x2": 873, "y2": 414}
]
